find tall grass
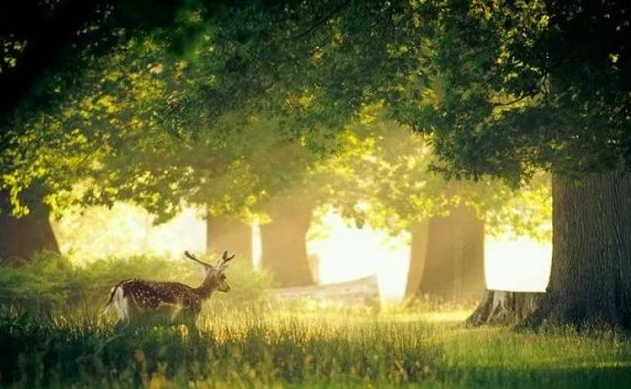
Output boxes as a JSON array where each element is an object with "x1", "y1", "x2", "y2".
[
  {"x1": 2, "y1": 308, "x2": 631, "y2": 388},
  {"x1": 0, "y1": 310, "x2": 440, "y2": 388}
]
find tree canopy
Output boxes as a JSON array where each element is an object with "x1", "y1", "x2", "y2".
[
  {"x1": 407, "y1": 0, "x2": 631, "y2": 181},
  {"x1": 1, "y1": 0, "x2": 434, "y2": 220}
]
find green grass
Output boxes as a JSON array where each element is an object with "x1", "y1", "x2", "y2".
[{"x1": 1, "y1": 308, "x2": 631, "y2": 388}]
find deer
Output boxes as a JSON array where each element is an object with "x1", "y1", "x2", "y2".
[{"x1": 102, "y1": 250, "x2": 235, "y2": 328}]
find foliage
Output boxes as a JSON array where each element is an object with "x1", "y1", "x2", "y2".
[
  {"x1": 312, "y1": 107, "x2": 552, "y2": 240},
  {"x1": 1, "y1": 0, "x2": 434, "y2": 227},
  {"x1": 0, "y1": 251, "x2": 270, "y2": 313},
  {"x1": 405, "y1": 0, "x2": 631, "y2": 182},
  {"x1": 6, "y1": 0, "x2": 622, "y2": 227},
  {"x1": 0, "y1": 0, "x2": 195, "y2": 114},
  {"x1": 1, "y1": 308, "x2": 631, "y2": 388}
]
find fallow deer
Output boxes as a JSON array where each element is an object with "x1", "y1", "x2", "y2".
[{"x1": 102, "y1": 251, "x2": 235, "y2": 327}]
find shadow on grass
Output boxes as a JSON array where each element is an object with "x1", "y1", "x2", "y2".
[{"x1": 444, "y1": 365, "x2": 631, "y2": 389}]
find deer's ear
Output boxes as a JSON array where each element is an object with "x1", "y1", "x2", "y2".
[
  {"x1": 227, "y1": 254, "x2": 235, "y2": 261},
  {"x1": 222, "y1": 251, "x2": 228, "y2": 260}
]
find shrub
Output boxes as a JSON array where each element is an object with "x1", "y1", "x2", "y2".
[{"x1": 0, "y1": 251, "x2": 271, "y2": 314}]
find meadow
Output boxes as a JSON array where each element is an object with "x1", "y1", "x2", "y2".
[
  {"x1": 3, "y1": 306, "x2": 631, "y2": 388},
  {"x1": 1, "y1": 254, "x2": 630, "y2": 388}
]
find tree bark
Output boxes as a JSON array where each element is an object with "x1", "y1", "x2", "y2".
[
  {"x1": 415, "y1": 205, "x2": 485, "y2": 301},
  {"x1": 405, "y1": 220, "x2": 429, "y2": 297},
  {"x1": 260, "y1": 199, "x2": 314, "y2": 287},
  {"x1": 0, "y1": 190, "x2": 59, "y2": 264},
  {"x1": 521, "y1": 170, "x2": 631, "y2": 329},
  {"x1": 206, "y1": 214, "x2": 253, "y2": 268}
]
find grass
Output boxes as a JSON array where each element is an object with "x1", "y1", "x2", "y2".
[{"x1": 1, "y1": 307, "x2": 631, "y2": 388}]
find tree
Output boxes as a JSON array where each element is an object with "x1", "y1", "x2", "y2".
[
  {"x1": 0, "y1": 0, "x2": 212, "y2": 260},
  {"x1": 417, "y1": 205, "x2": 484, "y2": 301},
  {"x1": 410, "y1": 0, "x2": 631, "y2": 328},
  {"x1": 206, "y1": 216, "x2": 252, "y2": 267},
  {"x1": 260, "y1": 196, "x2": 315, "y2": 287},
  {"x1": 404, "y1": 220, "x2": 428, "y2": 297},
  {"x1": 0, "y1": 189, "x2": 58, "y2": 262},
  {"x1": 313, "y1": 109, "x2": 550, "y2": 301},
  {"x1": 1, "y1": 0, "x2": 431, "y2": 263},
  {"x1": 523, "y1": 171, "x2": 631, "y2": 328}
]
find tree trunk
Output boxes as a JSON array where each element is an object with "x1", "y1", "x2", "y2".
[
  {"x1": 206, "y1": 214, "x2": 252, "y2": 268},
  {"x1": 0, "y1": 190, "x2": 59, "y2": 264},
  {"x1": 415, "y1": 205, "x2": 485, "y2": 301},
  {"x1": 405, "y1": 220, "x2": 429, "y2": 297},
  {"x1": 521, "y1": 170, "x2": 631, "y2": 329},
  {"x1": 260, "y1": 199, "x2": 314, "y2": 287},
  {"x1": 466, "y1": 290, "x2": 544, "y2": 326}
]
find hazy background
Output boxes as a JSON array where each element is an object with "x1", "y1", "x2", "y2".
[{"x1": 53, "y1": 204, "x2": 551, "y2": 301}]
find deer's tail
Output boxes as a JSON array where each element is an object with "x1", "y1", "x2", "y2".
[
  {"x1": 101, "y1": 279, "x2": 134, "y2": 317},
  {"x1": 102, "y1": 279, "x2": 131, "y2": 317},
  {"x1": 101, "y1": 286, "x2": 118, "y2": 316}
]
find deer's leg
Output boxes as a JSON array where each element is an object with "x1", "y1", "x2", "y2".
[
  {"x1": 184, "y1": 313, "x2": 199, "y2": 334},
  {"x1": 170, "y1": 304, "x2": 184, "y2": 323},
  {"x1": 181, "y1": 305, "x2": 200, "y2": 334}
]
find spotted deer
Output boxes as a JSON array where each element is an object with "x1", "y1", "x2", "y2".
[{"x1": 102, "y1": 251, "x2": 234, "y2": 327}]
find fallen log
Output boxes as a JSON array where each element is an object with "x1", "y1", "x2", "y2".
[
  {"x1": 267, "y1": 276, "x2": 380, "y2": 309},
  {"x1": 466, "y1": 289, "x2": 545, "y2": 326}
]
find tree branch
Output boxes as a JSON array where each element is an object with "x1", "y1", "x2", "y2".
[
  {"x1": 289, "y1": 0, "x2": 352, "y2": 41},
  {"x1": 492, "y1": 89, "x2": 539, "y2": 107}
]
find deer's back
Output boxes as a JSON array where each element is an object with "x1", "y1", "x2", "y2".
[{"x1": 119, "y1": 279, "x2": 200, "y2": 311}]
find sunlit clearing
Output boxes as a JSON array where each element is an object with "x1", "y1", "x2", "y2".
[
  {"x1": 147, "y1": 208, "x2": 206, "y2": 256},
  {"x1": 305, "y1": 210, "x2": 552, "y2": 300},
  {"x1": 420, "y1": 311, "x2": 472, "y2": 322},
  {"x1": 56, "y1": 204, "x2": 551, "y2": 298},
  {"x1": 307, "y1": 210, "x2": 410, "y2": 301}
]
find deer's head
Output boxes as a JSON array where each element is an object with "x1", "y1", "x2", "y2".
[{"x1": 184, "y1": 250, "x2": 235, "y2": 292}]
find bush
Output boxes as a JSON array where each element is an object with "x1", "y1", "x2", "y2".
[{"x1": 0, "y1": 251, "x2": 271, "y2": 314}]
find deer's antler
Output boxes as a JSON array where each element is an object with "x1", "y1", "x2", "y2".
[
  {"x1": 184, "y1": 251, "x2": 213, "y2": 267},
  {"x1": 218, "y1": 251, "x2": 235, "y2": 270}
]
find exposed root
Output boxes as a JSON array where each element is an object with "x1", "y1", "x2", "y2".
[{"x1": 466, "y1": 289, "x2": 544, "y2": 327}]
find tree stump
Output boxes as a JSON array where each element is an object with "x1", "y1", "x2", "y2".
[{"x1": 466, "y1": 289, "x2": 545, "y2": 326}]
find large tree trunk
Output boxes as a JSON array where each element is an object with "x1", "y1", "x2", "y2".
[
  {"x1": 0, "y1": 190, "x2": 59, "y2": 264},
  {"x1": 415, "y1": 205, "x2": 485, "y2": 301},
  {"x1": 521, "y1": 170, "x2": 631, "y2": 329},
  {"x1": 260, "y1": 199, "x2": 314, "y2": 287},
  {"x1": 206, "y1": 214, "x2": 252, "y2": 268},
  {"x1": 405, "y1": 220, "x2": 429, "y2": 297}
]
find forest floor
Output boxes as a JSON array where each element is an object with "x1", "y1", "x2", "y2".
[{"x1": 1, "y1": 307, "x2": 630, "y2": 388}]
